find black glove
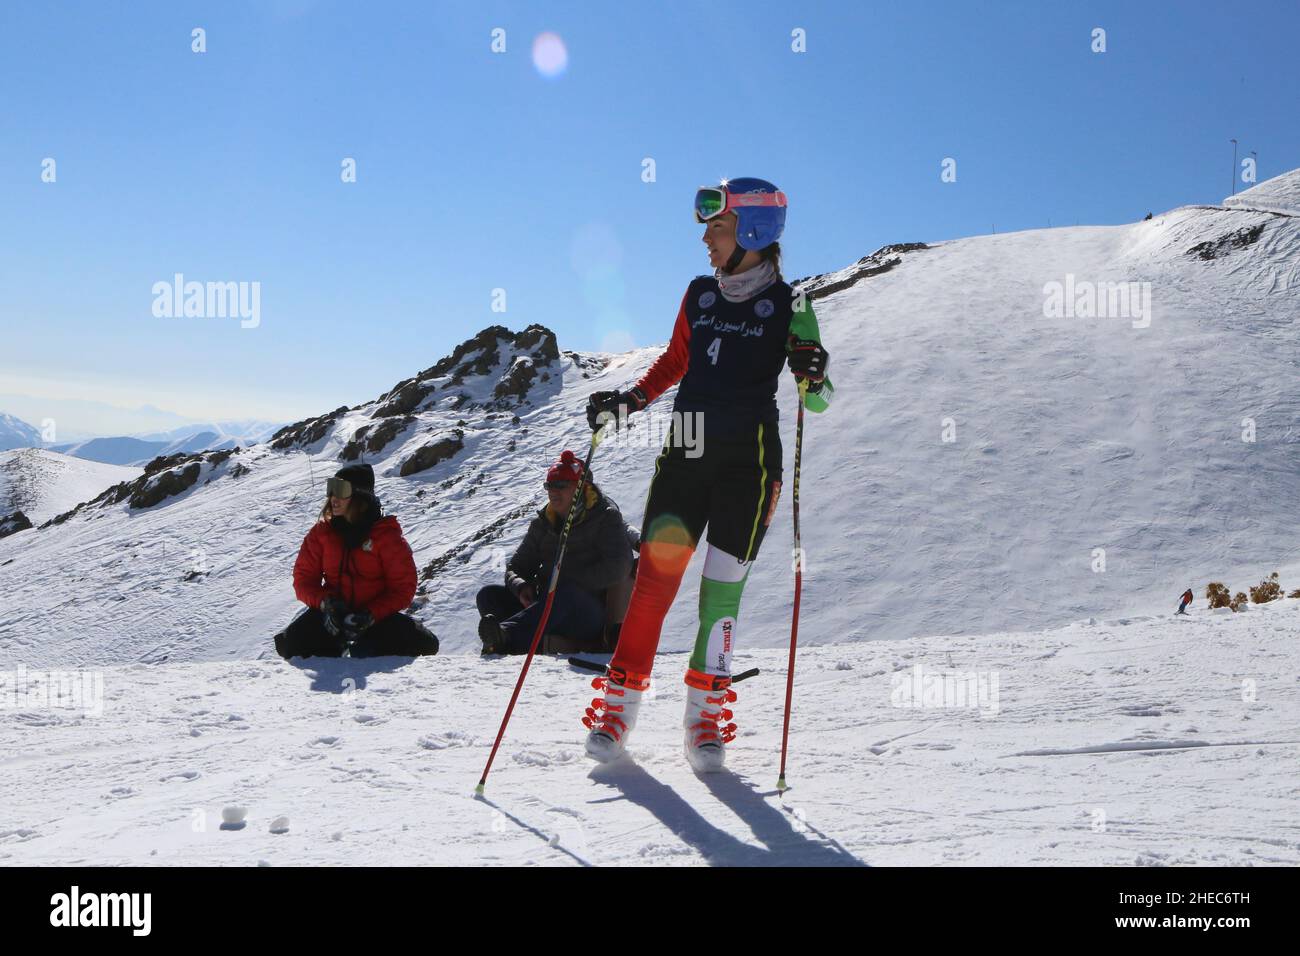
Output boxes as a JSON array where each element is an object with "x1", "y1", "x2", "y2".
[
  {"x1": 586, "y1": 387, "x2": 647, "y2": 431},
  {"x1": 321, "y1": 596, "x2": 348, "y2": 638},
  {"x1": 787, "y1": 336, "x2": 829, "y2": 386},
  {"x1": 343, "y1": 610, "x2": 375, "y2": 639}
]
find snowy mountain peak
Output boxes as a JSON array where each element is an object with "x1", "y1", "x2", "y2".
[{"x1": 268, "y1": 324, "x2": 564, "y2": 459}]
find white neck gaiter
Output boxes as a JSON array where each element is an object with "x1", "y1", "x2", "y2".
[{"x1": 715, "y1": 259, "x2": 777, "y2": 303}]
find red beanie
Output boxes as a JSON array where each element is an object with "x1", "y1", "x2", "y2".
[{"x1": 546, "y1": 449, "x2": 584, "y2": 484}]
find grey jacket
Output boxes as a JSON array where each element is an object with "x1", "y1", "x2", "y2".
[{"x1": 504, "y1": 488, "x2": 635, "y2": 600}]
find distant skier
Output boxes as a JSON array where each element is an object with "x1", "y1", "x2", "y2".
[
  {"x1": 273, "y1": 463, "x2": 438, "y2": 659},
  {"x1": 580, "y1": 177, "x2": 833, "y2": 771},
  {"x1": 475, "y1": 449, "x2": 636, "y2": 655},
  {"x1": 1176, "y1": 588, "x2": 1194, "y2": 615}
]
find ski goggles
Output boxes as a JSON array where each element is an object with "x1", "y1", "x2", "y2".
[
  {"x1": 544, "y1": 479, "x2": 577, "y2": 490},
  {"x1": 325, "y1": 477, "x2": 355, "y2": 499},
  {"x1": 694, "y1": 185, "x2": 788, "y2": 223}
]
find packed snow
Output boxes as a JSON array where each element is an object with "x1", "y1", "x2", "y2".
[{"x1": 1, "y1": 599, "x2": 1295, "y2": 865}]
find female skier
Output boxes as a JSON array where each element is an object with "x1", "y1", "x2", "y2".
[{"x1": 581, "y1": 177, "x2": 833, "y2": 771}]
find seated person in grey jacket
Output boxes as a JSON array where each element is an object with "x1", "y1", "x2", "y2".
[{"x1": 476, "y1": 449, "x2": 634, "y2": 655}]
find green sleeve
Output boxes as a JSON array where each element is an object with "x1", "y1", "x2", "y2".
[{"x1": 788, "y1": 295, "x2": 834, "y2": 413}]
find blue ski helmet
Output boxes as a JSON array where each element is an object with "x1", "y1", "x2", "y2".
[{"x1": 695, "y1": 177, "x2": 787, "y2": 251}]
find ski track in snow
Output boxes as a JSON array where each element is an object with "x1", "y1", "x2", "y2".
[{"x1": 2, "y1": 602, "x2": 1296, "y2": 866}]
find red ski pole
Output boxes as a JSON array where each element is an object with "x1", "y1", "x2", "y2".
[
  {"x1": 476, "y1": 425, "x2": 608, "y2": 794},
  {"x1": 777, "y1": 379, "x2": 809, "y2": 793}
]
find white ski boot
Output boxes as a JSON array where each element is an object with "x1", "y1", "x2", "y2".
[
  {"x1": 683, "y1": 670, "x2": 737, "y2": 773},
  {"x1": 583, "y1": 673, "x2": 645, "y2": 763}
]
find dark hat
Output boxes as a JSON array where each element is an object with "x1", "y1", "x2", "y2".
[{"x1": 333, "y1": 463, "x2": 375, "y2": 495}]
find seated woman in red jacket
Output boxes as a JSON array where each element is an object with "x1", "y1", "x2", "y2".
[{"x1": 274, "y1": 463, "x2": 438, "y2": 659}]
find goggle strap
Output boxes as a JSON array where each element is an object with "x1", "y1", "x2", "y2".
[{"x1": 726, "y1": 190, "x2": 787, "y2": 208}]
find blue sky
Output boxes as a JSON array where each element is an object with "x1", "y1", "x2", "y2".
[{"x1": 2, "y1": 0, "x2": 1297, "y2": 432}]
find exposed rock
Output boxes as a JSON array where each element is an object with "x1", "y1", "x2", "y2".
[
  {"x1": 365, "y1": 416, "x2": 416, "y2": 456},
  {"x1": 420, "y1": 326, "x2": 511, "y2": 382},
  {"x1": 493, "y1": 355, "x2": 539, "y2": 403},
  {"x1": 270, "y1": 406, "x2": 348, "y2": 450},
  {"x1": 426, "y1": 325, "x2": 560, "y2": 408},
  {"x1": 398, "y1": 436, "x2": 465, "y2": 478},
  {"x1": 339, "y1": 424, "x2": 372, "y2": 462},
  {"x1": 229, "y1": 462, "x2": 250, "y2": 479},
  {"x1": 794, "y1": 242, "x2": 929, "y2": 300},
  {"x1": 1187, "y1": 223, "x2": 1266, "y2": 261},
  {"x1": 514, "y1": 324, "x2": 560, "y2": 364},
  {"x1": 266, "y1": 325, "x2": 560, "y2": 461},
  {"x1": 374, "y1": 380, "x2": 435, "y2": 419},
  {"x1": 142, "y1": 452, "x2": 192, "y2": 477},
  {"x1": 0, "y1": 510, "x2": 32, "y2": 539},
  {"x1": 565, "y1": 351, "x2": 610, "y2": 375},
  {"x1": 343, "y1": 416, "x2": 413, "y2": 463},
  {"x1": 130, "y1": 462, "x2": 201, "y2": 509}
]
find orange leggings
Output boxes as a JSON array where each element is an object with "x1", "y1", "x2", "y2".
[{"x1": 609, "y1": 534, "x2": 695, "y2": 680}]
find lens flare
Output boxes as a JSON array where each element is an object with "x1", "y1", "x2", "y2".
[
  {"x1": 640, "y1": 516, "x2": 696, "y2": 578},
  {"x1": 532, "y1": 32, "x2": 567, "y2": 78}
]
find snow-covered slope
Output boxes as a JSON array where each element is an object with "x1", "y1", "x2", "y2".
[
  {"x1": 1222, "y1": 168, "x2": 1300, "y2": 217},
  {"x1": 2, "y1": 599, "x2": 1295, "y2": 865},
  {"x1": 0, "y1": 448, "x2": 141, "y2": 526},
  {"x1": 0, "y1": 413, "x2": 42, "y2": 452},
  {"x1": 1, "y1": 172, "x2": 1299, "y2": 668}
]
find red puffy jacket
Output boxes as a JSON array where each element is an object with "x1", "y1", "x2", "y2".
[{"x1": 293, "y1": 515, "x2": 418, "y2": 621}]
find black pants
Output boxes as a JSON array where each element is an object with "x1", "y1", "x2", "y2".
[
  {"x1": 274, "y1": 608, "x2": 439, "y2": 660},
  {"x1": 643, "y1": 417, "x2": 783, "y2": 562}
]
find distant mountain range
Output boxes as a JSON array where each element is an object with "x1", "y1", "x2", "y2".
[{"x1": 0, "y1": 415, "x2": 283, "y2": 465}]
